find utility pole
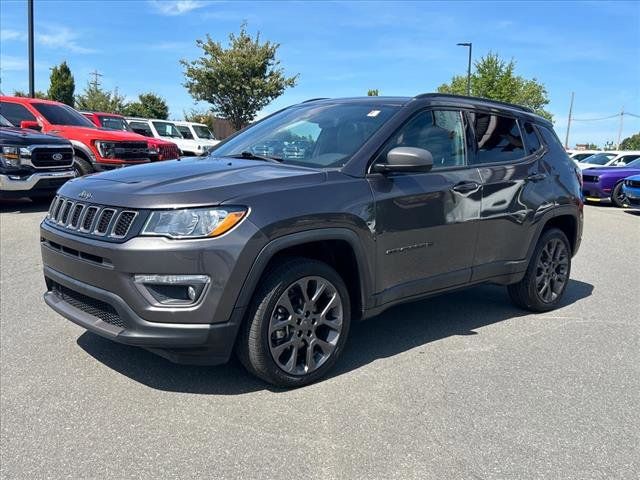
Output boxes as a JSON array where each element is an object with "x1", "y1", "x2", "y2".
[
  {"x1": 564, "y1": 92, "x2": 574, "y2": 149},
  {"x1": 616, "y1": 106, "x2": 624, "y2": 149},
  {"x1": 89, "y1": 70, "x2": 103, "y2": 89},
  {"x1": 28, "y1": 0, "x2": 35, "y2": 97},
  {"x1": 456, "y1": 42, "x2": 472, "y2": 96}
]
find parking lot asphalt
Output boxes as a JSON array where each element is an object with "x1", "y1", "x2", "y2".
[{"x1": 1, "y1": 199, "x2": 638, "y2": 480}]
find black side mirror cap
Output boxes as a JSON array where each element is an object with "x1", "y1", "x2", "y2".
[{"x1": 372, "y1": 146, "x2": 434, "y2": 173}]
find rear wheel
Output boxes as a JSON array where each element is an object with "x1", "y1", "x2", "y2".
[
  {"x1": 508, "y1": 228, "x2": 571, "y2": 312},
  {"x1": 236, "y1": 257, "x2": 351, "y2": 388},
  {"x1": 73, "y1": 155, "x2": 94, "y2": 177},
  {"x1": 611, "y1": 182, "x2": 629, "y2": 208}
]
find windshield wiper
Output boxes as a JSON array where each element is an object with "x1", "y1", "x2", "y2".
[{"x1": 227, "y1": 151, "x2": 283, "y2": 163}]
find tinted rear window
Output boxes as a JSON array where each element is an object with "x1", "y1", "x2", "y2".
[
  {"x1": 470, "y1": 113, "x2": 524, "y2": 164},
  {"x1": 522, "y1": 122, "x2": 542, "y2": 155}
]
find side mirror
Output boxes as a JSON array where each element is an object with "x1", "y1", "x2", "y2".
[
  {"x1": 373, "y1": 146, "x2": 434, "y2": 173},
  {"x1": 20, "y1": 120, "x2": 41, "y2": 131}
]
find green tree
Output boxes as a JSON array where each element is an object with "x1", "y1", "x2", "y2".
[
  {"x1": 367, "y1": 89, "x2": 379, "y2": 96},
  {"x1": 438, "y1": 52, "x2": 552, "y2": 120},
  {"x1": 48, "y1": 61, "x2": 75, "y2": 106},
  {"x1": 123, "y1": 92, "x2": 169, "y2": 119},
  {"x1": 13, "y1": 90, "x2": 48, "y2": 99},
  {"x1": 181, "y1": 24, "x2": 298, "y2": 130},
  {"x1": 184, "y1": 109, "x2": 215, "y2": 131},
  {"x1": 620, "y1": 132, "x2": 640, "y2": 150},
  {"x1": 75, "y1": 82, "x2": 127, "y2": 113},
  {"x1": 585, "y1": 143, "x2": 599, "y2": 150}
]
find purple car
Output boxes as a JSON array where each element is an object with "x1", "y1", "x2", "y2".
[{"x1": 582, "y1": 158, "x2": 640, "y2": 207}]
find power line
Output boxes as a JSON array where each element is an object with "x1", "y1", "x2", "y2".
[{"x1": 572, "y1": 112, "x2": 639, "y2": 122}]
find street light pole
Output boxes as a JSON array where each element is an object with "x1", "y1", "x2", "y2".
[
  {"x1": 457, "y1": 42, "x2": 472, "y2": 96},
  {"x1": 28, "y1": 0, "x2": 35, "y2": 98}
]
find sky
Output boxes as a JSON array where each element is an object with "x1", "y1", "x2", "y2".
[{"x1": 1, "y1": 0, "x2": 639, "y2": 147}]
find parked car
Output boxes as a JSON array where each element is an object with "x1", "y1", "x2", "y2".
[
  {"x1": 172, "y1": 121, "x2": 220, "y2": 150},
  {"x1": 567, "y1": 149, "x2": 609, "y2": 162},
  {"x1": 40, "y1": 94, "x2": 583, "y2": 387},
  {"x1": 81, "y1": 111, "x2": 180, "y2": 162},
  {"x1": 125, "y1": 117, "x2": 212, "y2": 156},
  {"x1": 1, "y1": 113, "x2": 75, "y2": 199},
  {"x1": 622, "y1": 175, "x2": 640, "y2": 207},
  {"x1": 581, "y1": 158, "x2": 640, "y2": 207},
  {"x1": 577, "y1": 151, "x2": 640, "y2": 170},
  {"x1": 0, "y1": 96, "x2": 153, "y2": 177}
]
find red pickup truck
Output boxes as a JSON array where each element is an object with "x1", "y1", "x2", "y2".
[
  {"x1": 0, "y1": 96, "x2": 162, "y2": 176},
  {"x1": 81, "y1": 111, "x2": 180, "y2": 162}
]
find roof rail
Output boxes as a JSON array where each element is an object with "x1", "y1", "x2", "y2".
[
  {"x1": 301, "y1": 97, "x2": 329, "y2": 103},
  {"x1": 415, "y1": 93, "x2": 535, "y2": 113}
]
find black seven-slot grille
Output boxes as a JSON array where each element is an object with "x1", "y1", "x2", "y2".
[
  {"x1": 50, "y1": 281, "x2": 125, "y2": 328},
  {"x1": 47, "y1": 195, "x2": 138, "y2": 239}
]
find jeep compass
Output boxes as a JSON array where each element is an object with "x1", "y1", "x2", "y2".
[{"x1": 40, "y1": 94, "x2": 583, "y2": 387}]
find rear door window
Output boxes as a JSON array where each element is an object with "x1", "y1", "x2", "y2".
[
  {"x1": 0, "y1": 102, "x2": 37, "y2": 126},
  {"x1": 521, "y1": 121, "x2": 542, "y2": 155},
  {"x1": 469, "y1": 112, "x2": 525, "y2": 164}
]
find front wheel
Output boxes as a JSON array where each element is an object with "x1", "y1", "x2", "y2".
[
  {"x1": 611, "y1": 182, "x2": 629, "y2": 208},
  {"x1": 73, "y1": 156, "x2": 94, "y2": 177},
  {"x1": 508, "y1": 228, "x2": 571, "y2": 312},
  {"x1": 236, "y1": 257, "x2": 351, "y2": 388}
]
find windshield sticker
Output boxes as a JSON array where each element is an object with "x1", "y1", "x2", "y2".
[{"x1": 367, "y1": 110, "x2": 381, "y2": 117}]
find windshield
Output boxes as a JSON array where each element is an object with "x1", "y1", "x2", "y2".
[
  {"x1": 193, "y1": 125, "x2": 216, "y2": 140},
  {"x1": 153, "y1": 121, "x2": 183, "y2": 138},
  {"x1": 0, "y1": 114, "x2": 12, "y2": 127},
  {"x1": 176, "y1": 125, "x2": 194, "y2": 139},
  {"x1": 33, "y1": 103, "x2": 95, "y2": 127},
  {"x1": 582, "y1": 153, "x2": 614, "y2": 165},
  {"x1": 99, "y1": 115, "x2": 132, "y2": 132},
  {"x1": 213, "y1": 102, "x2": 401, "y2": 168}
]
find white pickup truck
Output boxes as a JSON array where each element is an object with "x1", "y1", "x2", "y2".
[{"x1": 125, "y1": 117, "x2": 216, "y2": 156}]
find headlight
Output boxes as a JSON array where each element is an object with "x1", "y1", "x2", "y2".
[
  {"x1": 0, "y1": 146, "x2": 21, "y2": 167},
  {"x1": 141, "y1": 207, "x2": 248, "y2": 239},
  {"x1": 94, "y1": 141, "x2": 117, "y2": 158}
]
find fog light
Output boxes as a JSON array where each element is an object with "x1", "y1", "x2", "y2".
[{"x1": 133, "y1": 274, "x2": 210, "y2": 306}]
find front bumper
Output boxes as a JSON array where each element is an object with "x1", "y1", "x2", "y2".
[
  {"x1": 40, "y1": 218, "x2": 265, "y2": 364},
  {"x1": 0, "y1": 170, "x2": 75, "y2": 195},
  {"x1": 623, "y1": 185, "x2": 640, "y2": 206},
  {"x1": 581, "y1": 182, "x2": 610, "y2": 200}
]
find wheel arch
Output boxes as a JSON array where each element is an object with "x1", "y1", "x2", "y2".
[
  {"x1": 70, "y1": 140, "x2": 96, "y2": 163},
  {"x1": 234, "y1": 229, "x2": 373, "y2": 321}
]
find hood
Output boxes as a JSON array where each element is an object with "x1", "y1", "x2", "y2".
[
  {"x1": 0, "y1": 127, "x2": 71, "y2": 146},
  {"x1": 57, "y1": 156, "x2": 326, "y2": 209},
  {"x1": 50, "y1": 125, "x2": 150, "y2": 143},
  {"x1": 582, "y1": 166, "x2": 640, "y2": 177}
]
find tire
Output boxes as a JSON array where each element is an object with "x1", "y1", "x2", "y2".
[
  {"x1": 508, "y1": 228, "x2": 571, "y2": 312},
  {"x1": 611, "y1": 182, "x2": 629, "y2": 208},
  {"x1": 236, "y1": 257, "x2": 351, "y2": 388},
  {"x1": 73, "y1": 155, "x2": 94, "y2": 177}
]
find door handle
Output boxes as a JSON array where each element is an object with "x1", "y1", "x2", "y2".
[
  {"x1": 451, "y1": 181, "x2": 480, "y2": 193},
  {"x1": 525, "y1": 173, "x2": 547, "y2": 182}
]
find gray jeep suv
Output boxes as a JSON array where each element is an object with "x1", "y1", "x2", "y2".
[{"x1": 41, "y1": 94, "x2": 583, "y2": 387}]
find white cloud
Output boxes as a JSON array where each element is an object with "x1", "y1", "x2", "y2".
[
  {"x1": 36, "y1": 26, "x2": 96, "y2": 54},
  {"x1": 148, "y1": 0, "x2": 207, "y2": 16},
  {"x1": 1, "y1": 29, "x2": 26, "y2": 42},
  {"x1": 0, "y1": 55, "x2": 28, "y2": 71}
]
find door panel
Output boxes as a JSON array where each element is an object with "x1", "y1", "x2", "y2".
[
  {"x1": 468, "y1": 114, "x2": 548, "y2": 280},
  {"x1": 369, "y1": 168, "x2": 482, "y2": 303}
]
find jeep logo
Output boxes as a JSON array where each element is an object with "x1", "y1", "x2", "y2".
[
  {"x1": 78, "y1": 191, "x2": 92, "y2": 200},
  {"x1": 52, "y1": 153, "x2": 63, "y2": 161}
]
